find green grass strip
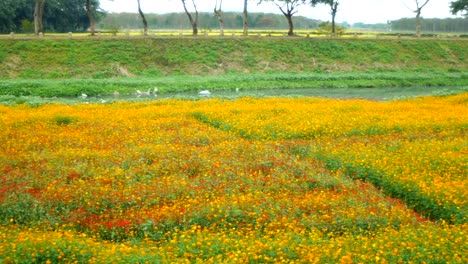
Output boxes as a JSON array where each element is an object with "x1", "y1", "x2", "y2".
[
  {"x1": 314, "y1": 153, "x2": 466, "y2": 224},
  {"x1": 0, "y1": 71, "x2": 467, "y2": 98}
]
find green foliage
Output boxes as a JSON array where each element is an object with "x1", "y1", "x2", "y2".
[
  {"x1": 0, "y1": 50, "x2": 5, "y2": 63},
  {"x1": 450, "y1": 0, "x2": 468, "y2": 16},
  {"x1": 20, "y1": 20, "x2": 34, "y2": 33},
  {"x1": 317, "y1": 21, "x2": 345, "y2": 35},
  {"x1": 0, "y1": 0, "x2": 31, "y2": 33},
  {"x1": 0, "y1": 0, "x2": 103, "y2": 34},
  {"x1": 3, "y1": 237, "x2": 95, "y2": 263},
  {"x1": 0, "y1": 194, "x2": 62, "y2": 225},
  {"x1": 54, "y1": 115, "x2": 75, "y2": 125},
  {"x1": 103, "y1": 24, "x2": 121, "y2": 36}
]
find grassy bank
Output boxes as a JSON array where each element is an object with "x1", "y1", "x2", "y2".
[
  {"x1": 1, "y1": 38, "x2": 466, "y2": 78},
  {"x1": 0, "y1": 38, "x2": 466, "y2": 99}
]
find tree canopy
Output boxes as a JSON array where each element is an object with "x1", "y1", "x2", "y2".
[
  {"x1": 0, "y1": 0, "x2": 102, "y2": 34},
  {"x1": 0, "y1": 0, "x2": 31, "y2": 33},
  {"x1": 450, "y1": 0, "x2": 468, "y2": 16}
]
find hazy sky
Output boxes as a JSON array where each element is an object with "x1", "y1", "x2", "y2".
[{"x1": 99, "y1": 0, "x2": 462, "y2": 24}]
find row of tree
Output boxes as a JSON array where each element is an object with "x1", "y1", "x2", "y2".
[
  {"x1": 177, "y1": 0, "x2": 467, "y2": 37},
  {"x1": 0, "y1": 0, "x2": 467, "y2": 36},
  {"x1": 100, "y1": 12, "x2": 324, "y2": 31},
  {"x1": 176, "y1": 0, "x2": 345, "y2": 36},
  {"x1": 99, "y1": 12, "x2": 467, "y2": 34}
]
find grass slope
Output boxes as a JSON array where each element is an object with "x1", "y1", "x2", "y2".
[
  {"x1": 0, "y1": 38, "x2": 466, "y2": 98},
  {"x1": 1, "y1": 38, "x2": 466, "y2": 78}
]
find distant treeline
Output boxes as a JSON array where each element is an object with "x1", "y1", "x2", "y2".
[
  {"x1": 100, "y1": 12, "x2": 468, "y2": 33},
  {"x1": 390, "y1": 18, "x2": 468, "y2": 33},
  {"x1": 352, "y1": 18, "x2": 468, "y2": 33},
  {"x1": 99, "y1": 12, "x2": 329, "y2": 31}
]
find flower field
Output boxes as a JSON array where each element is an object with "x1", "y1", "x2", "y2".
[{"x1": 0, "y1": 93, "x2": 467, "y2": 263}]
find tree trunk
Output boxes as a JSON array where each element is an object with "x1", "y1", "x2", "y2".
[
  {"x1": 137, "y1": 0, "x2": 148, "y2": 36},
  {"x1": 331, "y1": 15, "x2": 336, "y2": 34},
  {"x1": 243, "y1": 0, "x2": 248, "y2": 36},
  {"x1": 34, "y1": 0, "x2": 40, "y2": 35},
  {"x1": 414, "y1": 0, "x2": 430, "y2": 38},
  {"x1": 214, "y1": 11, "x2": 225, "y2": 36},
  {"x1": 34, "y1": 0, "x2": 46, "y2": 35},
  {"x1": 415, "y1": 10, "x2": 422, "y2": 37},
  {"x1": 86, "y1": 0, "x2": 95, "y2": 36},
  {"x1": 214, "y1": 0, "x2": 224, "y2": 36},
  {"x1": 331, "y1": 1, "x2": 338, "y2": 35},
  {"x1": 275, "y1": 2, "x2": 300, "y2": 36},
  {"x1": 181, "y1": 0, "x2": 198, "y2": 35},
  {"x1": 286, "y1": 14, "x2": 294, "y2": 36}
]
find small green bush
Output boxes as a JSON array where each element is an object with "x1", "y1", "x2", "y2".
[
  {"x1": 54, "y1": 115, "x2": 75, "y2": 126},
  {"x1": 317, "y1": 22, "x2": 345, "y2": 36}
]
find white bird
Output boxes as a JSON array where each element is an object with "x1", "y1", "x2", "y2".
[
  {"x1": 113, "y1": 91, "x2": 120, "y2": 97},
  {"x1": 198, "y1": 90, "x2": 211, "y2": 96},
  {"x1": 136, "y1": 89, "x2": 151, "y2": 97},
  {"x1": 235, "y1": 88, "x2": 240, "y2": 93},
  {"x1": 153, "y1": 87, "x2": 159, "y2": 97},
  {"x1": 81, "y1": 93, "x2": 88, "y2": 99}
]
